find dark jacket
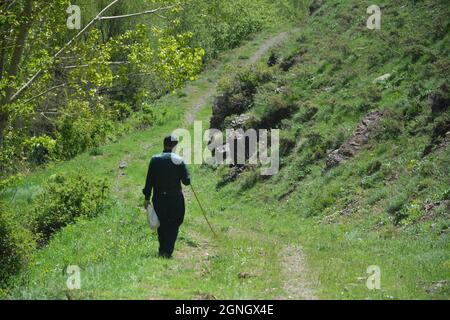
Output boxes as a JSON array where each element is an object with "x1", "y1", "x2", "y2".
[{"x1": 143, "y1": 152, "x2": 190, "y2": 226}]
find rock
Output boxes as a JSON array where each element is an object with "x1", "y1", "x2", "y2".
[
  {"x1": 426, "y1": 280, "x2": 449, "y2": 294},
  {"x1": 230, "y1": 113, "x2": 251, "y2": 129},
  {"x1": 422, "y1": 118, "x2": 450, "y2": 156},
  {"x1": 238, "y1": 272, "x2": 252, "y2": 279},
  {"x1": 267, "y1": 52, "x2": 278, "y2": 67},
  {"x1": 275, "y1": 86, "x2": 286, "y2": 94},
  {"x1": 326, "y1": 111, "x2": 383, "y2": 169},
  {"x1": 119, "y1": 161, "x2": 128, "y2": 169},
  {"x1": 373, "y1": 73, "x2": 391, "y2": 83},
  {"x1": 210, "y1": 95, "x2": 229, "y2": 129},
  {"x1": 280, "y1": 48, "x2": 306, "y2": 71},
  {"x1": 429, "y1": 84, "x2": 449, "y2": 114},
  {"x1": 196, "y1": 293, "x2": 217, "y2": 300},
  {"x1": 309, "y1": 0, "x2": 324, "y2": 15}
]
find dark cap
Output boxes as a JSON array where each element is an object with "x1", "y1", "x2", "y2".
[{"x1": 163, "y1": 134, "x2": 179, "y2": 148}]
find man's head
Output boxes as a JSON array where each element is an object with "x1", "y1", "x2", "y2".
[{"x1": 163, "y1": 134, "x2": 178, "y2": 151}]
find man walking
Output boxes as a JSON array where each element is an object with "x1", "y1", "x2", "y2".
[{"x1": 143, "y1": 134, "x2": 191, "y2": 258}]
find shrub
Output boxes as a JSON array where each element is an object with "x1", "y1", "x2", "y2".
[
  {"x1": 31, "y1": 174, "x2": 110, "y2": 244},
  {"x1": 21, "y1": 135, "x2": 56, "y2": 165},
  {"x1": 0, "y1": 202, "x2": 34, "y2": 287},
  {"x1": 325, "y1": 127, "x2": 347, "y2": 151},
  {"x1": 294, "y1": 102, "x2": 318, "y2": 123},
  {"x1": 129, "y1": 103, "x2": 158, "y2": 130},
  {"x1": 402, "y1": 101, "x2": 423, "y2": 120},
  {"x1": 55, "y1": 101, "x2": 114, "y2": 160},
  {"x1": 386, "y1": 195, "x2": 409, "y2": 225},
  {"x1": 212, "y1": 66, "x2": 274, "y2": 129},
  {"x1": 257, "y1": 95, "x2": 298, "y2": 128},
  {"x1": 219, "y1": 66, "x2": 273, "y2": 97},
  {"x1": 89, "y1": 147, "x2": 103, "y2": 156},
  {"x1": 375, "y1": 114, "x2": 403, "y2": 141},
  {"x1": 399, "y1": 199, "x2": 424, "y2": 226},
  {"x1": 365, "y1": 160, "x2": 382, "y2": 175},
  {"x1": 238, "y1": 169, "x2": 259, "y2": 191},
  {"x1": 365, "y1": 84, "x2": 382, "y2": 103},
  {"x1": 112, "y1": 101, "x2": 132, "y2": 121},
  {"x1": 279, "y1": 131, "x2": 297, "y2": 157},
  {"x1": 442, "y1": 188, "x2": 450, "y2": 201}
]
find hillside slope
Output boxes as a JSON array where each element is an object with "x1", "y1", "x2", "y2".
[
  {"x1": 3, "y1": 25, "x2": 315, "y2": 300},
  {"x1": 1, "y1": 0, "x2": 449, "y2": 300},
  {"x1": 209, "y1": 0, "x2": 450, "y2": 299}
]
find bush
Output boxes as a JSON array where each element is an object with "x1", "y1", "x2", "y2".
[
  {"x1": 22, "y1": 135, "x2": 56, "y2": 165},
  {"x1": 256, "y1": 95, "x2": 298, "y2": 129},
  {"x1": 55, "y1": 101, "x2": 114, "y2": 160},
  {"x1": 386, "y1": 195, "x2": 409, "y2": 225},
  {"x1": 211, "y1": 66, "x2": 273, "y2": 129},
  {"x1": 219, "y1": 66, "x2": 273, "y2": 97},
  {"x1": 293, "y1": 102, "x2": 318, "y2": 123},
  {"x1": 112, "y1": 101, "x2": 132, "y2": 121},
  {"x1": 279, "y1": 131, "x2": 297, "y2": 157},
  {"x1": 129, "y1": 103, "x2": 158, "y2": 130},
  {"x1": 375, "y1": 114, "x2": 403, "y2": 141},
  {"x1": 178, "y1": 0, "x2": 285, "y2": 59},
  {"x1": 31, "y1": 174, "x2": 110, "y2": 244},
  {"x1": 238, "y1": 169, "x2": 259, "y2": 191},
  {"x1": 324, "y1": 127, "x2": 347, "y2": 151},
  {"x1": 0, "y1": 202, "x2": 34, "y2": 287}
]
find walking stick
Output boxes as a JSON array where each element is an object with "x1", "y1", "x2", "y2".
[{"x1": 190, "y1": 184, "x2": 218, "y2": 238}]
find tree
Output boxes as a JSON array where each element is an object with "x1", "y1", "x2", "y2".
[{"x1": 0, "y1": 0, "x2": 205, "y2": 179}]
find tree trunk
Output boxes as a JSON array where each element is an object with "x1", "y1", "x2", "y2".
[
  {"x1": 3, "y1": 0, "x2": 33, "y2": 102},
  {"x1": 0, "y1": 110, "x2": 8, "y2": 146},
  {"x1": 0, "y1": 40, "x2": 5, "y2": 80},
  {"x1": 0, "y1": 0, "x2": 33, "y2": 146}
]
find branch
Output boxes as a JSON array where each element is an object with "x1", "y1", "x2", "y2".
[
  {"x1": 60, "y1": 61, "x2": 129, "y2": 70},
  {"x1": 9, "y1": 2, "x2": 180, "y2": 103},
  {"x1": 8, "y1": 0, "x2": 121, "y2": 103},
  {"x1": 22, "y1": 83, "x2": 68, "y2": 104},
  {"x1": 2, "y1": 0, "x2": 32, "y2": 103},
  {"x1": 99, "y1": 5, "x2": 176, "y2": 20},
  {"x1": 0, "y1": 0, "x2": 17, "y2": 10}
]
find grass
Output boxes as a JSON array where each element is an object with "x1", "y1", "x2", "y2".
[
  {"x1": 2, "y1": 24, "x2": 299, "y2": 300},
  {"x1": 2, "y1": 0, "x2": 450, "y2": 300}
]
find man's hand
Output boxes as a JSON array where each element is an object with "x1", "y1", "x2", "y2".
[{"x1": 144, "y1": 200, "x2": 149, "y2": 210}]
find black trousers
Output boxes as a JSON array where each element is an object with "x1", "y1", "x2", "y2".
[
  {"x1": 153, "y1": 192, "x2": 185, "y2": 258},
  {"x1": 157, "y1": 223, "x2": 179, "y2": 258}
]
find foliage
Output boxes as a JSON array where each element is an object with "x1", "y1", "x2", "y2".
[
  {"x1": 54, "y1": 100, "x2": 114, "y2": 160},
  {"x1": 0, "y1": 202, "x2": 34, "y2": 288},
  {"x1": 1, "y1": 0, "x2": 449, "y2": 301},
  {"x1": 22, "y1": 136, "x2": 56, "y2": 165},
  {"x1": 175, "y1": 0, "x2": 296, "y2": 59},
  {"x1": 31, "y1": 174, "x2": 110, "y2": 244},
  {"x1": 0, "y1": 0, "x2": 296, "y2": 186}
]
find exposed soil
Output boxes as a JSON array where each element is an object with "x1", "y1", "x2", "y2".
[
  {"x1": 326, "y1": 111, "x2": 383, "y2": 169},
  {"x1": 279, "y1": 245, "x2": 317, "y2": 300}
]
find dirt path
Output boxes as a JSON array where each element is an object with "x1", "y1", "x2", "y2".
[
  {"x1": 184, "y1": 31, "x2": 291, "y2": 126},
  {"x1": 248, "y1": 31, "x2": 289, "y2": 64},
  {"x1": 184, "y1": 89, "x2": 211, "y2": 125},
  {"x1": 279, "y1": 245, "x2": 317, "y2": 300},
  {"x1": 182, "y1": 30, "x2": 317, "y2": 300},
  {"x1": 134, "y1": 29, "x2": 316, "y2": 299}
]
